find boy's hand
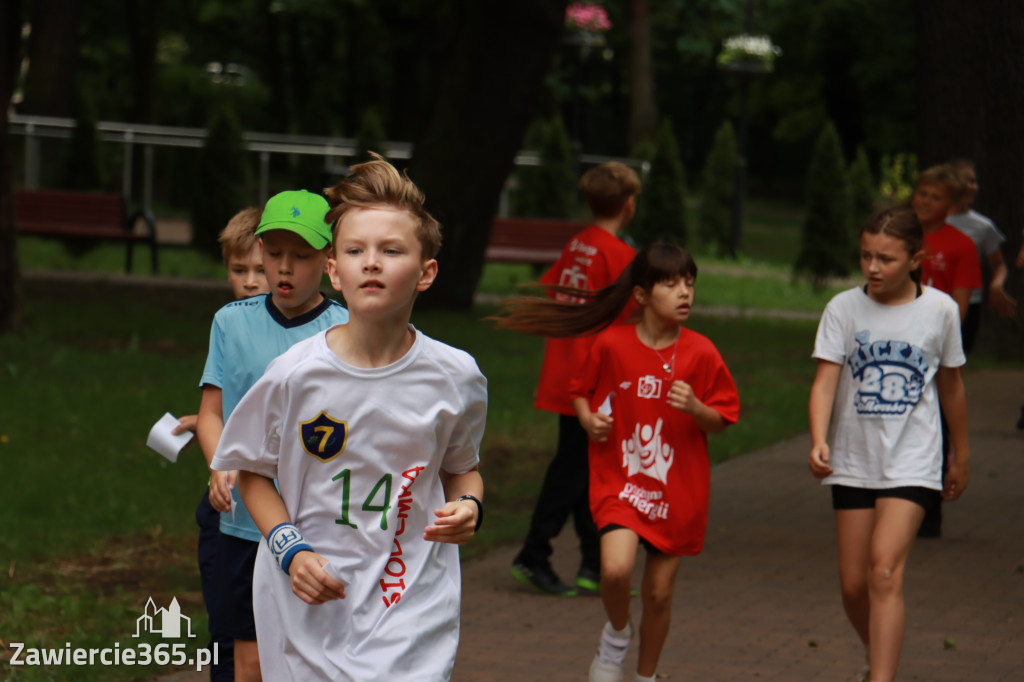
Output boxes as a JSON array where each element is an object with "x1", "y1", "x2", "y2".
[
  {"x1": 208, "y1": 469, "x2": 234, "y2": 512},
  {"x1": 289, "y1": 552, "x2": 346, "y2": 605},
  {"x1": 988, "y1": 287, "x2": 1018, "y2": 318},
  {"x1": 667, "y1": 380, "x2": 701, "y2": 414},
  {"x1": 172, "y1": 414, "x2": 198, "y2": 436},
  {"x1": 580, "y1": 410, "x2": 613, "y2": 442},
  {"x1": 808, "y1": 443, "x2": 833, "y2": 479},
  {"x1": 424, "y1": 500, "x2": 477, "y2": 545}
]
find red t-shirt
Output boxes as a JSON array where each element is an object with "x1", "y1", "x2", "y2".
[
  {"x1": 533, "y1": 226, "x2": 636, "y2": 415},
  {"x1": 570, "y1": 325, "x2": 740, "y2": 555},
  {"x1": 921, "y1": 224, "x2": 981, "y2": 295}
]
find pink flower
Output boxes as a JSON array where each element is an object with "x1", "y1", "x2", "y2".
[{"x1": 565, "y1": 2, "x2": 611, "y2": 32}]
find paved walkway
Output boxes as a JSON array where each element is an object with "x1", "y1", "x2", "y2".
[{"x1": 158, "y1": 369, "x2": 1024, "y2": 681}]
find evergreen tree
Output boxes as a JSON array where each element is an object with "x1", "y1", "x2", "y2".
[
  {"x1": 191, "y1": 100, "x2": 251, "y2": 260},
  {"x1": 64, "y1": 90, "x2": 105, "y2": 192},
  {"x1": 848, "y1": 146, "x2": 877, "y2": 230},
  {"x1": 354, "y1": 107, "x2": 387, "y2": 165},
  {"x1": 627, "y1": 118, "x2": 687, "y2": 248},
  {"x1": 511, "y1": 114, "x2": 576, "y2": 219},
  {"x1": 794, "y1": 121, "x2": 851, "y2": 288},
  {"x1": 699, "y1": 121, "x2": 736, "y2": 257}
]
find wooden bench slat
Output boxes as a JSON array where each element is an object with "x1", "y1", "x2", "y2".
[{"x1": 485, "y1": 217, "x2": 589, "y2": 265}]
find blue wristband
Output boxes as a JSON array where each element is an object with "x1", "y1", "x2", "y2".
[{"x1": 267, "y1": 522, "x2": 314, "y2": 575}]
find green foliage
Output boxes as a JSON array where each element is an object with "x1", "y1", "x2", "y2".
[
  {"x1": 794, "y1": 121, "x2": 852, "y2": 287},
  {"x1": 64, "y1": 92, "x2": 106, "y2": 192},
  {"x1": 848, "y1": 146, "x2": 877, "y2": 231},
  {"x1": 699, "y1": 121, "x2": 737, "y2": 256},
  {"x1": 879, "y1": 152, "x2": 918, "y2": 204},
  {"x1": 191, "y1": 100, "x2": 252, "y2": 261},
  {"x1": 354, "y1": 107, "x2": 387, "y2": 164},
  {"x1": 511, "y1": 115, "x2": 577, "y2": 219},
  {"x1": 628, "y1": 118, "x2": 688, "y2": 248}
]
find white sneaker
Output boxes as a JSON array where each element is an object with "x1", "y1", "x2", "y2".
[{"x1": 588, "y1": 622, "x2": 633, "y2": 682}]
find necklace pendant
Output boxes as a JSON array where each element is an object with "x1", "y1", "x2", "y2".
[{"x1": 663, "y1": 363, "x2": 672, "y2": 373}]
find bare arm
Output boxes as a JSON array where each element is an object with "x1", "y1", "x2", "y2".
[
  {"x1": 237, "y1": 471, "x2": 345, "y2": 604},
  {"x1": 951, "y1": 288, "x2": 971, "y2": 322},
  {"x1": 808, "y1": 360, "x2": 842, "y2": 478},
  {"x1": 427, "y1": 466, "x2": 484, "y2": 545},
  {"x1": 197, "y1": 386, "x2": 232, "y2": 512},
  {"x1": 936, "y1": 366, "x2": 970, "y2": 501},
  {"x1": 986, "y1": 250, "x2": 1017, "y2": 318},
  {"x1": 573, "y1": 396, "x2": 613, "y2": 442}
]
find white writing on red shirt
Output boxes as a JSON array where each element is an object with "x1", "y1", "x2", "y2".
[{"x1": 618, "y1": 482, "x2": 669, "y2": 521}]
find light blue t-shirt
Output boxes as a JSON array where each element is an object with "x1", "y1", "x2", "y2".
[{"x1": 200, "y1": 293, "x2": 349, "y2": 541}]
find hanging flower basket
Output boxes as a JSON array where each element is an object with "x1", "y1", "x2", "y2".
[{"x1": 717, "y1": 34, "x2": 781, "y2": 74}]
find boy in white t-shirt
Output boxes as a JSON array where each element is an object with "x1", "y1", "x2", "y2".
[{"x1": 212, "y1": 154, "x2": 486, "y2": 681}]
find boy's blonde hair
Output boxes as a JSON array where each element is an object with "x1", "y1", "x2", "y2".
[
  {"x1": 323, "y1": 153, "x2": 442, "y2": 260},
  {"x1": 579, "y1": 162, "x2": 642, "y2": 219},
  {"x1": 218, "y1": 207, "x2": 262, "y2": 265},
  {"x1": 918, "y1": 164, "x2": 967, "y2": 205}
]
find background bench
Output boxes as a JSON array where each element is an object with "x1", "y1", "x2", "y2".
[
  {"x1": 14, "y1": 188, "x2": 159, "y2": 274},
  {"x1": 484, "y1": 216, "x2": 589, "y2": 266}
]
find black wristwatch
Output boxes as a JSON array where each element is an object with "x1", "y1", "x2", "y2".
[{"x1": 456, "y1": 494, "x2": 484, "y2": 532}]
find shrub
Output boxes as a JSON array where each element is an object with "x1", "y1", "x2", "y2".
[
  {"x1": 627, "y1": 118, "x2": 687, "y2": 248},
  {"x1": 354, "y1": 107, "x2": 387, "y2": 164},
  {"x1": 699, "y1": 121, "x2": 737, "y2": 257},
  {"x1": 848, "y1": 146, "x2": 877, "y2": 231},
  {"x1": 191, "y1": 100, "x2": 252, "y2": 260},
  {"x1": 794, "y1": 121, "x2": 851, "y2": 288},
  {"x1": 511, "y1": 114, "x2": 577, "y2": 219}
]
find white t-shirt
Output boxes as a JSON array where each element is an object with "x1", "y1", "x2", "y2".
[
  {"x1": 947, "y1": 209, "x2": 1006, "y2": 303},
  {"x1": 812, "y1": 286, "x2": 965, "y2": 490},
  {"x1": 212, "y1": 326, "x2": 487, "y2": 681}
]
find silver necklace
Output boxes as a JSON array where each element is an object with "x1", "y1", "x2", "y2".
[{"x1": 643, "y1": 329, "x2": 679, "y2": 374}]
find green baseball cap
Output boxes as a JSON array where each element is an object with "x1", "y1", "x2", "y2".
[{"x1": 255, "y1": 190, "x2": 332, "y2": 249}]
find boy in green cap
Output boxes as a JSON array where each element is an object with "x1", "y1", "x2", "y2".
[{"x1": 196, "y1": 189, "x2": 349, "y2": 681}]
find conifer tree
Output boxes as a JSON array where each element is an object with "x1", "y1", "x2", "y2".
[
  {"x1": 848, "y1": 146, "x2": 877, "y2": 231},
  {"x1": 627, "y1": 118, "x2": 687, "y2": 248},
  {"x1": 699, "y1": 121, "x2": 736, "y2": 257},
  {"x1": 794, "y1": 121, "x2": 851, "y2": 288},
  {"x1": 192, "y1": 100, "x2": 251, "y2": 260},
  {"x1": 354, "y1": 107, "x2": 387, "y2": 165},
  {"x1": 511, "y1": 114, "x2": 576, "y2": 219}
]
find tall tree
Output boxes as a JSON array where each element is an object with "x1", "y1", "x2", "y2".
[
  {"x1": 408, "y1": 0, "x2": 566, "y2": 308},
  {"x1": 18, "y1": 0, "x2": 82, "y2": 117},
  {"x1": 917, "y1": 0, "x2": 1024, "y2": 359},
  {"x1": 0, "y1": 0, "x2": 24, "y2": 334},
  {"x1": 628, "y1": 0, "x2": 657, "y2": 149}
]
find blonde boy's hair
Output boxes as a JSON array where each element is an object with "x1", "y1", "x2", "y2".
[
  {"x1": 323, "y1": 153, "x2": 442, "y2": 260},
  {"x1": 218, "y1": 207, "x2": 263, "y2": 265},
  {"x1": 579, "y1": 162, "x2": 642, "y2": 219},
  {"x1": 918, "y1": 164, "x2": 967, "y2": 205}
]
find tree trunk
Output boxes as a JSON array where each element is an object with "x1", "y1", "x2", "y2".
[
  {"x1": 628, "y1": 0, "x2": 657, "y2": 150},
  {"x1": 1, "y1": 0, "x2": 24, "y2": 334},
  {"x1": 407, "y1": 0, "x2": 565, "y2": 309},
  {"x1": 126, "y1": 0, "x2": 163, "y2": 124},
  {"x1": 917, "y1": 0, "x2": 1024, "y2": 360},
  {"x1": 18, "y1": 0, "x2": 82, "y2": 117}
]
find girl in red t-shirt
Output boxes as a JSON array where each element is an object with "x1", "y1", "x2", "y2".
[{"x1": 493, "y1": 242, "x2": 739, "y2": 682}]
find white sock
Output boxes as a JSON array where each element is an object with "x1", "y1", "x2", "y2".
[
  {"x1": 635, "y1": 675, "x2": 656, "y2": 682},
  {"x1": 597, "y1": 621, "x2": 633, "y2": 665}
]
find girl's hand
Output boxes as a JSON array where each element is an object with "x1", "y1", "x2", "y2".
[
  {"x1": 289, "y1": 552, "x2": 346, "y2": 605},
  {"x1": 424, "y1": 500, "x2": 477, "y2": 545},
  {"x1": 208, "y1": 470, "x2": 234, "y2": 512},
  {"x1": 172, "y1": 414, "x2": 198, "y2": 436},
  {"x1": 580, "y1": 410, "x2": 613, "y2": 442},
  {"x1": 667, "y1": 380, "x2": 700, "y2": 414},
  {"x1": 943, "y1": 460, "x2": 969, "y2": 501},
  {"x1": 808, "y1": 443, "x2": 833, "y2": 479}
]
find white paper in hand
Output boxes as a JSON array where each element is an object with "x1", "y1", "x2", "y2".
[
  {"x1": 598, "y1": 391, "x2": 615, "y2": 416},
  {"x1": 322, "y1": 561, "x2": 349, "y2": 589},
  {"x1": 146, "y1": 413, "x2": 194, "y2": 463}
]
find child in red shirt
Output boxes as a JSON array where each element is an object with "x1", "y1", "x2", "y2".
[{"x1": 494, "y1": 242, "x2": 739, "y2": 682}]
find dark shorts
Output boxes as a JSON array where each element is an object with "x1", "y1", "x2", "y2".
[
  {"x1": 210, "y1": 532, "x2": 259, "y2": 641},
  {"x1": 831, "y1": 484, "x2": 940, "y2": 512},
  {"x1": 599, "y1": 524, "x2": 667, "y2": 555}
]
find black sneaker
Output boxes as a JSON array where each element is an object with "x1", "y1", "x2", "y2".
[
  {"x1": 1017, "y1": 405, "x2": 1024, "y2": 430},
  {"x1": 575, "y1": 566, "x2": 601, "y2": 594},
  {"x1": 511, "y1": 559, "x2": 576, "y2": 596}
]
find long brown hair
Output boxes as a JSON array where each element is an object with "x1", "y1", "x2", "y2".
[
  {"x1": 862, "y1": 204, "x2": 924, "y2": 282},
  {"x1": 491, "y1": 242, "x2": 697, "y2": 338}
]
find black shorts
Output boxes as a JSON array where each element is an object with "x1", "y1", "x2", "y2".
[
  {"x1": 210, "y1": 533, "x2": 259, "y2": 641},
  {"x1": 598, "y1": 524, "x2": 667, "y2": 555},
  {"x1": 831, "y1": 484, "x2": 940, "y2": 512}
]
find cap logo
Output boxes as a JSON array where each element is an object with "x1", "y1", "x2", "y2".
[{"x1": 291, "y1": 206, "x2": 301, "y2": 217}]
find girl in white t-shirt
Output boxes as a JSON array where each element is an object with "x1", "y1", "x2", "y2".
[{"x1": 808, "y1": 205, "x2": 970, "y2": 682}]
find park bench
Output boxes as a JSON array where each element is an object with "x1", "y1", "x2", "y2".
[
  {"x1": 14, "y1": 188, "x2": 159, "y2": 274},
  {"x1": 485, "y1": 216, "x2": 590, "y2": 266}
]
